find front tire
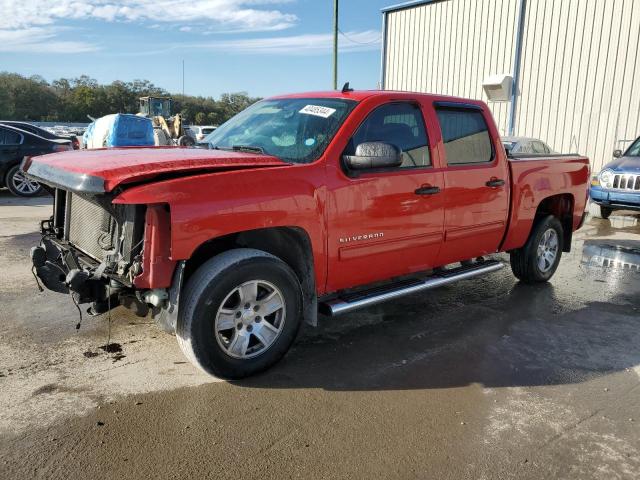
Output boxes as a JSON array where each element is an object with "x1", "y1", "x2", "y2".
[
  {"x1": 599, "y1": 205, "x2": 613, "y2": 219},
  {"x1": 176, "y1": 249, "x2": 302, "y2": 379},
  {"x1": 6, "y1": 165, "x2": 42, "y2": 197},
  {"x1": 510, "y1": 215, "x2": 563, "y2": 283}
]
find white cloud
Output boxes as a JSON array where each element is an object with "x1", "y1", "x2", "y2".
[
  {"x1": 0, "y1": 0, "x2": 298, "y2": 31},
  {"x1": 0, "y1": 0, "x2": 298, "y2": 53},
  {"x1": 0, "y1": 27, "x2": 99, "y2": 53},
  {"x1": 191, "y1": 30, "x2": 381, "y2": 55}
]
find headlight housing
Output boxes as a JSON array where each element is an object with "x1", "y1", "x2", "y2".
[{"x1": 599, "y1": 169, "x2": 614, "y2": 188}]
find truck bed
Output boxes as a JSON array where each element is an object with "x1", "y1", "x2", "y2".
[{"x1": 501, "y1": 154, "x2": 590, "y2": 252}]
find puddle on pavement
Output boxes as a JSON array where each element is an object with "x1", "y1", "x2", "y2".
[
  {"x1": 582, "y1": 240, "x2": 640, "y2": 271},
  {"x1": 589, "y1": 213, "x2": 640, "y2": 237},
  {"x1": 607, "y1": 215, "x2": 639, "y2": 229}
]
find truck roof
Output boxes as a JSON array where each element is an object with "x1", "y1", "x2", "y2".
[{"x1": 271, "y1": 90, "x2": 487, "y2": 105}]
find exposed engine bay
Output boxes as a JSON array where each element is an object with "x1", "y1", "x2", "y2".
[{"x1": 30, "y1": 188, "x2": 155, "y2": 317}]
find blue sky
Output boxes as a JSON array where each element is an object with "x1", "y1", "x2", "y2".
[{"x1": 1, "y1": 0, "x2": 397, "y2": 98}]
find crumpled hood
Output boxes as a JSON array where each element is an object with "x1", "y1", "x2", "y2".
[
  {"x1": 23, "y1": 146, "x2": 289, "y2": 193},
  {"x1": 603, "y1": 155, "x2": 640, "y2": 173}
]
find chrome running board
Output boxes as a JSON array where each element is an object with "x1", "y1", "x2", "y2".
[{"x1": 319, "y1": 260, "x2": 504, "y2": 317}]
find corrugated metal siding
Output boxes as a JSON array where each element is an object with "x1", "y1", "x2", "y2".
[
  {"x1": 384, "y1": 0, "x2": 518, "y2": 135},
  {"x1": 383, "y1": 0, "x2": 640, "y2": 172}
]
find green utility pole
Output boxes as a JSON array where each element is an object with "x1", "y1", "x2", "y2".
[{"x1": 333, "y1": 0, "x2": 339, "y2": 90}]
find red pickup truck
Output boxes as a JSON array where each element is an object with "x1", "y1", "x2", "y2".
[{"x1": 25, "y1": 90, "x2": 590, "y2": 378}]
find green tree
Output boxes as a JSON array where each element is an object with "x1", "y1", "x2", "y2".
[
  {"x1": 0, "y1": 72, "x2": 261, "y2": 122},
  {"x1": 194, "y1": 112, "x2": 206, "y2": 125}
]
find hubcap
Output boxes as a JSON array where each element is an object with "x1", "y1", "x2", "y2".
[
  {"x1": 214, "y1": 280, "x2": 286, "y2": 359},
  {"x1": 11, "y1": 170, "x2": 40, "y2": 195},
  {"x1": 537, "y1": 228, "x2": 559, "y2": 273}
]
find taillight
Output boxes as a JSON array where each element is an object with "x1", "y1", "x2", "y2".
[
  {"x1": 52, "y1": 144, "x2": 72, "y2": 153},
  {"x1": 21, "y1": 156, "x2": 33, "y2": 171}
]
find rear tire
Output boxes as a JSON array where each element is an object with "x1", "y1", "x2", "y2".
[
  {"x1": 176, "y1": 249, "x2": 302, "y2": 379},
  {"x1": 599, "y1": 205, "x2": 613, "y2": 219},
  {"x1": 6, "y1": 165, "x2": 42, "y2": 197},
  {"x1": 510, "y1": 215, "x2": 563, "y2": 283},
  {"x1": 178, "y1": 135, "x2": 195, "y2": 147}
]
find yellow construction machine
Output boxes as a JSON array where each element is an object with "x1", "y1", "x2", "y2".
[{"x1": 138, "y1": 96, "x2": 195, "y2": 146}]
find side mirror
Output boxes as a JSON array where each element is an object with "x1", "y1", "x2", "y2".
[
  {"x1": 343, "y1": 142, "x2": 402, "y2": 170},
  {"x1": 613, "y1": 149, "x2": 623, "y2": 158}
]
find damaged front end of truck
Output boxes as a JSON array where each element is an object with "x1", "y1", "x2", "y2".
[{"x1": 25, "y1": 159, "x2": 175, "y2": 323}]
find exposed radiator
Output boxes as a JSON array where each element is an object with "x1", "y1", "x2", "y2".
[{"x1": 67, "y1": 193, "x2": 117, "y2": 260}]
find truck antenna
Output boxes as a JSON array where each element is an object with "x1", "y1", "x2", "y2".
[{"x1": 341, "y1": 82, "x2": 353, "y2": 93}]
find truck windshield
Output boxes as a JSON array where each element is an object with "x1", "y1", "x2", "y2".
[
  {"x1": 202, "y1": 98, "x2": 356, "y2": 164},
  {"x1": 625, "y1": 138, "x2": 640, "y2": 156}
]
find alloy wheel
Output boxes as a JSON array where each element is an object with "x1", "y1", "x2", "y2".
[
  {"x1": 536, "y1": 228, "x2": 559, "y2": 273},
  {"x1": 214, "y1": 280, "x2": 286, "y2": 359}
]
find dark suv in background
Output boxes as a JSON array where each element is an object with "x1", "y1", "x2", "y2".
[{"x1": 0, "y1": 124, "x2": 72, "y2": 197}]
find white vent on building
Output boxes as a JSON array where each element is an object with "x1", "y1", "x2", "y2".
[{"x1": 482, "y1": 74, "x2": 513, "y2": 102}]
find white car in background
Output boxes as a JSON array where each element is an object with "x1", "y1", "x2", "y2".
[
  {"x1": 188, "y1": 125, "x2": 217, "y2": 142},
  {"x1": 502, "y1": 136, "x2": 556, "y2": 155}
]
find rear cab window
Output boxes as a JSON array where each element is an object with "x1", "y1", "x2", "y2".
[
  {"x1": 345, "y1": 102, "x2": 431, "y2": 169},
  {"x1": 435, "y1": 106, "x2": 493, "y2": 165}
]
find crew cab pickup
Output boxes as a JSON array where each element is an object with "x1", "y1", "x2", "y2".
[{"x1": 25, "y1": 90, "x2": 590, "y2": 378}]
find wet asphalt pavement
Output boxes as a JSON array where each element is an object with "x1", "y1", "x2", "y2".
[{"x1": 1, "y1": 191, "x2": 639, "y2": 479}]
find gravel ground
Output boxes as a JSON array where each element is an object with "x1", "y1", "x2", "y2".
[{"x1": 0, "y1": 191, "x2": 639, "y2": 480}]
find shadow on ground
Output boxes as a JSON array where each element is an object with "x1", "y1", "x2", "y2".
[{"x1": 235, "y1": 226, "x2": 640, "y2": 392}]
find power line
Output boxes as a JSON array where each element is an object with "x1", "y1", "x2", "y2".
[{"x1": 338, "y1": 28, "x2": 381, "y2": 45}]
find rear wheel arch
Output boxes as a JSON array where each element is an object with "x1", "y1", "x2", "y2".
[
  {"x1": 533, "y1": 193, "x2": 575, "y2": 252},
  {"x1": 184, "y1": 226, "x2": 318, "y2": 326}
]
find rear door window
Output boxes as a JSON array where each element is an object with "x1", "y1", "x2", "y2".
[
  {"x1": 0, "y1": 127, "x2": 23, "y2": 145},
  {"x1": 435, "y1": 108, "x2": 493, "y2": 165}
]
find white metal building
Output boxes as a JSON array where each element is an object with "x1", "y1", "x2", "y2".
[{"x1": 381, "y1": 0, "x2": 640, "y2": 171}]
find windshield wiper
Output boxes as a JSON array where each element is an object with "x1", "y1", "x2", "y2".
[{"x1": 232, "y1": 145, "x2": 265, "y2": 154}]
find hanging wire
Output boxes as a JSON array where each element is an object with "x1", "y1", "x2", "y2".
[
  {"x1": 31, "y1": 266, "x2": 43, "y2": 292},
  {"x1": 106, "y1": 283, "x2": 112, "y2": 347},
  {"x1": 71, "y1": 293, "x2": 83, "y2": 330},
  {"x1": 338, "y1": 29, "x2": 381, "y2": 45}
]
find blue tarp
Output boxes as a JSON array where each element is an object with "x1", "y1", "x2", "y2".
[
  {"x1": 83, "y1": 114, "x2": 154, "y2": 148},
  {"x1": 107, "y1": 114, "x2": 154, "y2": 147}
]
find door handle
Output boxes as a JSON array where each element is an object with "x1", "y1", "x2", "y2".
[
  {"x1": 486, "y1": 178, "x2": 505, "y2": 188},
  {"x1": 415, "y1": 185, "x2": 441, "y2": 195}
]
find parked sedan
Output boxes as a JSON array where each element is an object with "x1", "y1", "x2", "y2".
[
  {"x1": 502, "y1": 136, "x2": 555, "y2": 155},
  {"x1": 188, "y1": 125, "x2": 217, "y2": 142},
  {"x1": 0, "y1": 124, "x2": 72, "y2": 197},
  {"x1": 590, "y1": 137, "x2": 640, "y2": 218},
  {"x1": 0, "y1": 121, "x2": 79, "y2": 150}
]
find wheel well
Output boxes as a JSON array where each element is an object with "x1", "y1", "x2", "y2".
[
  {"x1": 185, "y1": 227, "x2": 318, "y2": 326},
  {"x1": 3, "y1": 161, "x2": 20, "y2": 185},
  {"x1": 534, "y1": 194, "x2": 575, "y2": 252}
]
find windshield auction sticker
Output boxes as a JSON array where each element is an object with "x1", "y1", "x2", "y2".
[{"x1": 299, "y1": 105, "x2": 336, "y2": 118}]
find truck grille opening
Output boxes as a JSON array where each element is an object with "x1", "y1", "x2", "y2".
[
  {"x1": 66, "y1": 193, "x2": 117, "y2": 260},
  {"x1": 612, "y1": 174, "x2": 640, "y2": 191}
]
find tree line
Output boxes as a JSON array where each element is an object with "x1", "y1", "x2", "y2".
[{"x1": 0, "y1": 72, "x2": 261, "y2": 125}]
